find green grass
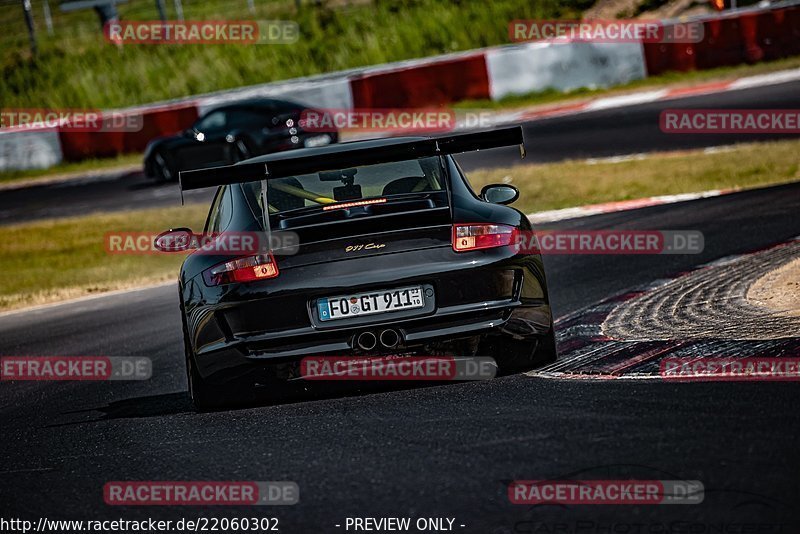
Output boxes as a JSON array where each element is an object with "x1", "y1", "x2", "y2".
[
  {"x1": 5, "y1": 0, "x2": 799, "y2": 113},
  {"x1": 0, "y1": 153, "x2": 142, "y2": 184},
  {"x1": 2, "y1": 0, "x2": 594, "y2": 109},
  {"x1": 466, "y1": 139, "x2": 800, "y2": 214},
  {"x1": 0, "y1": 204, "x2": 207, "y2": 311},
  {"x1": 3, "y1": 138, "x2": 798, "y2": 311}
]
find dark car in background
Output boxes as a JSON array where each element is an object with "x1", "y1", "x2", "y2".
[
  {"x1": 143, "y1": 99, "x2": 338, "y2": 182},
  {"x1": 158, "y1": 126, "x2": 556, "y2": 410}
]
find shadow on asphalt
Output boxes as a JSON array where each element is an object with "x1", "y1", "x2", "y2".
[
  {"x1": 51, "y1": 377, "x2": 491, "y2": 424},
  {"x1": 53, "y1": 392, "x2": 194, "y2": 424}
]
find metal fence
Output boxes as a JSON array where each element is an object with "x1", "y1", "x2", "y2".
[{"x1": 0, "y1": 0, "x2": 316, "y2": 51}]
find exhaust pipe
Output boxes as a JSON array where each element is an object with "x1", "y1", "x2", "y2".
[
  {"x1": 379, "y1": 329, "x2": 400, "y2": 349},
  {"x1": 356, "y1": 331, "x2": 377, "y2": 351}
]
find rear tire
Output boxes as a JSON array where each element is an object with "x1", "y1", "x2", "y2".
[
  {"x1": 230, "y1": 139, "x2": 251, "y2": 163},
  {"x1": 489, "y1": 326, "x2": 558, "y2": 375},
  {"x1": 182, "y1": 309, "x2": 247, "y2": 411},
  {"x1": 153, "y1": 151, "x2": 175, "y2": 182},
  {"x1": 531, "y1": 327, "x2": 558, "y2": 367}
]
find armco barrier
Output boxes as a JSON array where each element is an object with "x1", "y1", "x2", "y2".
[
  {"x1": 0, "y1": 129, "x2": 62, "y2": 171},
  {"x1": 644, "y1": 5, "x2": 800, "y2": 75},
  {"x1": 350, "y1": 53, "x2": 490, "y2": 108},
  {"x1": 58, "y1": 103, "x2": 199, "y2": 161},
  {"x1": 774, "y1": 6, "x2": 800, "y2": 55},
  {"x1": 486, "y1": 41, "x2": 646, "y2": 100},
  {"x1": 197, "y1": 77, "x2": 353, "y2": 116}
]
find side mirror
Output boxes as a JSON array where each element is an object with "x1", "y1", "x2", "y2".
[
  {"x1": 481, "y1": 184, "x2": 519, "y2": 205},
  {"x1": 154, "y1": 228, "x2": 196, "y2": 252}
]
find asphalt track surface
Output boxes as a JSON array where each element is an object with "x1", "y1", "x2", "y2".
[
  {"x1": 2, "y1": 179, "x2": 800, "y2": 531},
  {"x1": 2, "y1": 78, "x2": 800, "y2": 531},
  {"x1": 2, "y1": 79, "x2": 799, "y2": 225}
]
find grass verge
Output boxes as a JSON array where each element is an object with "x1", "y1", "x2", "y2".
[
  {"x1": 466, "y1": 138, "x2": 800, "y2": 214},
  {"x1": 3, "y1": 0, "x2": 592, "y2": 109},
  {"x1": 2, "y1": 138, "x2": 798, "y2": 312},
  {"x1": 1, "y1": 204, "x2": 207, "y2": 312},
  {"x1": 0, "y1": 153, "x2": 142, "y2": 186}
]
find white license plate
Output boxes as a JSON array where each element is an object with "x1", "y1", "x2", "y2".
[{"x1": 317, "y1": 286, "x2": 424, "y2": 321}]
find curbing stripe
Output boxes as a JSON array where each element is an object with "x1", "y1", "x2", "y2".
[{"x1": 528, "y1": 189, "x2": 732, "y2": 224}]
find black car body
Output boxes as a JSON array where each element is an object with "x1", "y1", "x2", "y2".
[
  {"x1": 169, "y1": 127, "x2": 556, "y2": 410},
  {"x1": 143, "y1": 99, "x2": 338, "y2": 181}
]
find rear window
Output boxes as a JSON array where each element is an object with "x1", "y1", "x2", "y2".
[{"x1": 244, "y1": 156, "x2": 444, "y2": 214}]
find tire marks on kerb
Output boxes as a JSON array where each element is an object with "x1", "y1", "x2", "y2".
[
  {"x1": 603, "y1": 239, "x2": 800, "y2": 341},
  {"x1": 528, "y1": 237, "x2": 800, "y2": 380}
]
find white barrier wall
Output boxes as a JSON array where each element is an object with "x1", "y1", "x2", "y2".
[
  {"x1": 486, "y1": 41, "x2": 647, "y2": 101},
  {"x1": 0, "y1": 130, "x2": 62, "y2": 172}
]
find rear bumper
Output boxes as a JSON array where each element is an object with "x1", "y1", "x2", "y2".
[
  {"x1": 183, "y1": 247, "x2": 551, "y2": 384},
  {"x1": 191, "y1": 299, "x2": 551, "y2": 384}
]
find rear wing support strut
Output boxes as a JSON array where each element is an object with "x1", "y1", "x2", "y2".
[{"x1": 260, "y1": 164, "x2": 271, "y2": 252}]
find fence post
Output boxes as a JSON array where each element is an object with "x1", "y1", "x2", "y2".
[
  {"x1": 22, "y1": 0, "x2": 37, "y2": 56},
  {"x1": 155, "y1": 0, "x2": 167, "y2": 21}
]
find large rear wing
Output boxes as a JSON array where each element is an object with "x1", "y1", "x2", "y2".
[{"x1": 178, "y1": 126, "x2": 525, "y2": 192}]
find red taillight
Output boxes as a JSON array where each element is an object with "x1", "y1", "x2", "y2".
[
  {"x1": 203, "y1": 253, "x2": 279, "y2": 286},
  {"x1": 452, "y1": 224, "x2": 516, "y2": 252}
]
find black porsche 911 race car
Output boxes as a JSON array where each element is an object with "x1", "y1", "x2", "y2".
[
  {"x1": 143, "y1": 99, "x2": 337, "y2": 182},
  {"x1": 159, "y1": 126, "x2": 556, "y2": 410}
]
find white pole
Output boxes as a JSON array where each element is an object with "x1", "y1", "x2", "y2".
[{"x1": 42, "y1": 0, "x2": 53, "y2": 35}]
